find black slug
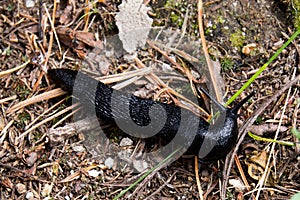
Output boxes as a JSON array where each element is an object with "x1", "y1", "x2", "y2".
[{"x1": 48, "y1": 69, "x2": 254, "y2": 160}]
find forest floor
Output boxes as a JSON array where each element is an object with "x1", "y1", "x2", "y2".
[{"x1": 0, "y1": 0, "x2": 299, "y2": 199}]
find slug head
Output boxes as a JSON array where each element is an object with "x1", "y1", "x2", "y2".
[{"x1": 197, "y1": 90, "x2": 255, "y2": 160}]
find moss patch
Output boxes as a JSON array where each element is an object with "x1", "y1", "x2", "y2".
[{"x1": 229, "y1": 29, "x2": 245, "y2": 50}]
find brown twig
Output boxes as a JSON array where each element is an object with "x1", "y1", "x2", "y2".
[
  {"x1": 197, "y1": 0, "x2": 222, "y2": 102},
  {"x1": 234, "y1": 155, "x2": 251, "y2": 191},
  {"x1": 134, "y1": 56, "x2": 209, "y2": 117},
  {"x1": 7, "y1": 88, "x2": 66, "y2": 114},
  {"x1": 144, "y1": 171, "x2": 178, "y2": 200},
  {"x1": 0, "y1": 162, "x2": 50, "y2": 183},
  {"x1": 195, "y1": 156, "x2": 204, "y2": 200},
  {"x1": 130, "y1": 160, "x2": 173, "y2": 198}
]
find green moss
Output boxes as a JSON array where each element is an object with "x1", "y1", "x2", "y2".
[
  {"x1": 220, "y1": 57, "x2": 234, "y2": 71},
  {"x1": 16, "y1": 84, "x2": 31, "y2": 100},
  {"x1": 230, "y1": 29, "x2": 245, "y2": 50},
  {"x1": 15, "y1": 112, "x2": 31, "y2": 129},
  {"x1": 7, "y1": 4, "x2": 14, "y2": 12},
  {"x1": 293, "y1": 0, "x2": 300, "y2": 28},
  {"x1": 255, "y1": 115, "x2": 263, "y2": 125},
  {"x1": 18, "y1": 112, "x2": 31, "y2": 125},
  {"x1": 217, "y1": 15, "x2": 225, "y2": 24},
  {"x1": 164, "y1": 0, "x2": 188, "y2": 28},
  {"x1": 170, "y1": 11, "x2": 183, "y2": 27}
]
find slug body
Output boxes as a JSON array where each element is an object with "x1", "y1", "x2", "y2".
[{"x1": 48, "y1": 69, "x2": 252, "y2": 160}]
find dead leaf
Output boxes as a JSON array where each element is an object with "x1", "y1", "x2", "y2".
[
  {"x1": 246, "y1": 151, "x2": 276, "y2": 185},
  {"x1": 1, "y1": 177, "x2": 13, "y2": 189},
  {"x1": 26, "y1": 152, "x2": 38, "y2": 166},
  {"x1": 59, "y1": 5, "x2": 73, "y2": 25},
  {"x1": 250, "y1": 150, "x2": 267, "y2": 168},
  {"x1": 242, "y1": 43, "x2": 257, "y2": 55},
  {"x1": 56, "y1": 27, "x2": 103, "y2": 58},
  {"x1": 249, "y1": 124, "x2": 288, "y2": 136},
  {"x1": 247, "y1": 162, "x2": 264, "y2": 181}
]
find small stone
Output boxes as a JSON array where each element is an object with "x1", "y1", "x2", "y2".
[
  {"x1": 65, "y1": 196, "x2": 71, "y2": 200},
  {"x1": 104, "y1": 157, "x2": 114, "y2": 169},
  {"x1": 16, "y1": 183, "x2": 26, "y2": 194},
  {"x1": 26, "y1": 152, "x2": 38, "y2": 166},
  {"x1": 119, "y1": 137, "x2": 133, "y2": 147},
  {"x1": 229, "y1": 179, "x2": 245, "y2": 192},
  {"x1": 118, "y1": 149, "x2": 133, "y2": 163},
  {"x1": 133, "y1": 159, "x2": 148, "y2": 172},
  {"x1": 25, "y1": 191, "x2": 34, "y2": 199},
  {"x1": 25, "y1": 0, "x2": 35, "y2": 8},
  {"x1": 88, "y1": 169, "x2": 103, "y2": 178},
  {"x1": 72, "y1": 145, "x2": 85, "y2": 152}
]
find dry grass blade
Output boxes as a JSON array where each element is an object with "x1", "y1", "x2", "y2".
[
  {"x1": 0, "y1": 95, "x2": 17, "y2": 104},
  {"x1": 25, "y1": 99, "x2": 66, "y2": 130},
  {"x1": 0, "y1": 120, "x2": 14, "y2": 144},
  {"x1": 43, "y1": 2, "x2": 61, "y2": 54},
  {"x1": 7, "y1": 88, "x2": 66, "y2": 114},
  {"x1": 112, "y1": 76, "x2": 142, "y2": 90},
  {"x1": 134, "y1": 56, "x2": 209, "y2": 117},
  {"x1": 93, "y1": 67, "x2": 153, "y2": 84},
  {"x1": 18, "y1": 103, "x2": 78, "y2": 140},
  {"x1": 195, "y1": 156, "x2": 204, "y2": 200},
  {"x1": 52, "y1": 107, "x2": 80, "y2": 129},
  {"x1": 0, "y1": 60, "x2": 30, "y2": 78},
  {"x1": 197, "y1": 0, "x2": 222, "y2": 102},
  {"x1": 58, "y1": 164, "x2": 101, "y2": 183}
]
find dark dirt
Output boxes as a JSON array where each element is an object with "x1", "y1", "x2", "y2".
[{"x1": 0, "y1": 0, "x2": 299, "y2": 199}]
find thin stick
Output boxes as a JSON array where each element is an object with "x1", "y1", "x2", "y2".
[
  {"x1": 0, "y1": 95, "x2": 17, "y2": 104},
  {"x1": 195, "y1": 156, "x2": 204, "y2": 200},
  {"x1": 43, "y1": 3, "x2": 61, "y2": 54},
  {"x1": 7, "y1": 88, "x2": 66, "y2": 114},
  {"x1": 197, "y1": 0, "x2": 222, "y2": 102},
  {"x1": 18, "y1": 103, "x2": 79, "y2": 140},
  {"x1": 25, "y1": 99, "x2": 66, "y2": 130},
  {"x1": 0, "y1": 60, "x2": 30, "y2": 78},
  {"x1": 234, "y1": 155, "x2": 251, "y2": 192},
  {"x1": 0, "y1": 162, "x2": 49, "y2": 183}
]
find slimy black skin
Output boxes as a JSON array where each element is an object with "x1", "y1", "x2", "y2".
[{"x1": 48, "y1": 69, "x2": 253, "y2": 160}]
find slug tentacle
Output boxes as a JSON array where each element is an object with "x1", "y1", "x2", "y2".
[{"x1": 48, "y1": 69, "x2": 253, "y2": 160}]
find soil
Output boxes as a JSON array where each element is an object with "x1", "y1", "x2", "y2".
[{"x1": 0, "y1": 0, "x2": 299, "y2": 199}]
